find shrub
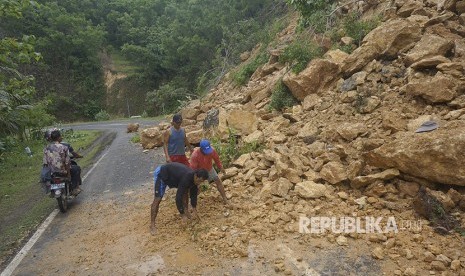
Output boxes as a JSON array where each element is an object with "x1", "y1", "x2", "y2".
[
  {"x1": 279, "y1": 37, "x2": 323, "y2": 73},
  {"x1": 130, "y1": 133, "x2": 140, "y2": 143},
  {"x1": 94, "y1": 110, "x2": 110, "y2": 121},
  {"x1": 239, "y1": 140, "x2": 264, "y2": 156},
  {"x1": 338, "y1": 44, "x2": 356, "y2": 54},
  {"x1": 146, "y1": 82, "x2": 191, "y2": 115},
  {"x1": 231, "y1": 51, "x2": 269, "y2": 86},
  {"x1": 210, "y1": 129, "x2": 264, "y2": 168},
  {"x1": 269, "y1": 80, "x2": 298, "y2": 111},
  {"x1": 287, "y1": 0, "x2": 338, "y2": 32},
  {"x1": 342, "y1": 12, "x2": 380, "y2": 46}
]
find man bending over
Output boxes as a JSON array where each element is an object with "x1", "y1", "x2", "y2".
[{"x1": 150, "y1": 162, "x2": 208, "y2": 235}]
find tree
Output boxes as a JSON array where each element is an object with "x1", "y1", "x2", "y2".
[
  {"x1": 0, "y1": 1, "x2": 43, "y2": 138},
  {"x1": 17, "y1": 1, "x2": 107, "y2": 121}
]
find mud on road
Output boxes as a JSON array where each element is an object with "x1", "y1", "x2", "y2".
[
  {"x1": 13, "y1": 181, "x2": 383, "y2": 276},
  {"x1": 8, "y1": 120, "x2": 465, "y2": 275}
]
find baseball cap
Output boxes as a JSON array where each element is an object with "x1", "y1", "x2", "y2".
[
  {"x1": 172, "y1": 114, "x2": 183, "y2": 123},
  {"x1": 199, "y1": 139, "x2": 213, "y2": 155}
]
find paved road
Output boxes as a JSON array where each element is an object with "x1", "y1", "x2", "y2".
[
  {"x1": 4, "y1": 119, "x2": 166, "y2": 275},
  {"x1": 71, "y1": 120, "x2": 163, "y2": 200}
]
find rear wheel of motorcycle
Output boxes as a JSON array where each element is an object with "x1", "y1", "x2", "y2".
[{"x1": 57, "y1": 194, "x2": 67, "y2": 213}]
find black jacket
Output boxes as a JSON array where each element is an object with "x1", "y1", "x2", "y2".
[{"x1": 157, "y1": 162, "x2": 198, "y2": 214}]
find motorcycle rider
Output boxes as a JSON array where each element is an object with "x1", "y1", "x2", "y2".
[
  {"x1": 44, "y1": 128, "x2": 82, "y2": 194},
  {"x1": 43, "y1": 129, "x2": 71, "y2": 190}
]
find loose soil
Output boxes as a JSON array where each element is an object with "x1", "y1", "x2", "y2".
[{"x1": 13, "y1": 178, "x2": 465, "y2": 275}]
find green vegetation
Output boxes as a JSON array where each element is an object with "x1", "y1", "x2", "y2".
[
  {"x1": 211, "y1": 129, "x2": 264, "y2": 168},
  {"x1": 109, "y1": 50, "x2": 140, "y2": 75},
  {"x1": 279, "y1": 34, "x2": 323, "y2": 73},
  {"x1": 130, "y1": 133, "x2": 140, "y2": 144},
  {"x1": 287, "y1": 0, "x2": 380, "y2": 53},
  {"x1": 0, "y1": 1, "x2": 49, "y2": 153},
  {"x1": 342, "y1": 13, "x2": 380, "y2": 46},
  {"x1": 0, "y1": 130, "x2": 101, "y2": 265},
  {"x1": 286, "y1": 0, "x2": 337, "y2": 31},
  {"x1": 269, "y1": 80, "x2": 299, "y2": 111},
  {"x1": 2, "y1": 0, "x2": 288, "y2": 125},
  {"x1": 330, "y1": 12, "x2": 380, "y2": 53},
  {"x1": 94, "y1": 110, "x2": 111, "y2": 121},
  {"x1": 231, "y1": 51, "x2": 270, "y2": 86}
]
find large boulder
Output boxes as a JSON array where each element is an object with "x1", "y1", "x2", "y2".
[
  {"x1": 404, "y1": 34, "x2": 454, "y2": 66},
  {"x1": 320, "y1": 161, "x2": 348, "y2": 185},
  {"x1": 220, "y1": 109, "x2": 258, "y2": 135},
  {"x1": 271, "y1": 177, "x2": 292, "y2": 197},
  {"x1": 186, "y1": 128, "x2": 204, "y2": 144},
  {"x1": 342, "y1": 19, "x2": 422, "y2": 77},
  {"x1": 294, "y1": 181, "x2": 327, "y2": 199},
  {"x1": 402, "y1": 72, "x2": 458, "y2": 103},
  {"x1": 127, "y1": 123, "x2": 139, "y2": 133},
  {"x1": 140, "y1": 127, "x2": 163, "y2": 149},
  {"x1": 365, "y1": 124, "x2": 465, "y2": 186},
  {"x1": 283, "y1": 59, "x2": 340, "y2": 101}
]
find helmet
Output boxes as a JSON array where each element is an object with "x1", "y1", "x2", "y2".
[{"x1": 44, "y1": 128, "x2": 59, "y2": 141}]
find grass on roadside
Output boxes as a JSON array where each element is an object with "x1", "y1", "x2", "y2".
[{"x1": 0, "y1": 130, "x2": 102, "y2": 267}]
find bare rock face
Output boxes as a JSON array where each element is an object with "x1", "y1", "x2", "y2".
[
  {"x1": 127, "y1": 123, "x2": 139, "y2": 133},
  {"x1": 283, "y1": 59, "x2": 341, "y2": 101},
  {"x1": 365, "y1": 125, "x2": 465, "y2": 186}
]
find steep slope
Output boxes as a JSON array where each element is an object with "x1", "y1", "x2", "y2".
[
  {"x1": 100, "y1": 50, "x2": 150, "y2": 117},
  {"x1": 141, "y1": 1, "x2": 465, "y2": 274}
]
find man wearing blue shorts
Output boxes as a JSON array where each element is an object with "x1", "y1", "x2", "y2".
[{"x1": 150, "y1": 162, "x2": 208, "y2": 235}]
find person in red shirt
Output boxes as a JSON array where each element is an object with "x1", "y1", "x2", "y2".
[{"x1": 190, "y1": 139, "x2": 228, "y2": 204}]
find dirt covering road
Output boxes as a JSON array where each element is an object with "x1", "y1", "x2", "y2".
[
  {"x1": 13, "y1": 181, "x2": 385, "y2": 276},
  {"x1": 8, "y1": 121, "x2": 465, "y2": 275},
  {"x1": 15, "y1": 149, "x2": 462, "y2": 276}
]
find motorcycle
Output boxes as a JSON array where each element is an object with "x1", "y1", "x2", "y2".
[
  {"x1": 49, "y1": 174, "x2": 72, "y2": 213},
  {"x1": 44, "y1": 158, "x2": 82, "y2": 213}
]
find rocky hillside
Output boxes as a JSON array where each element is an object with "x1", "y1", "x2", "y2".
[{"x1": 140, "y1": 0, "x2": 465, "y2": 274}]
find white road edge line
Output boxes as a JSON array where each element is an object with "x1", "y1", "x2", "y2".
[
  {"x1": 0, "y1": 209, "x2": 59, "y2": 276},
  {"x1": 1, "y1": 150, "x2": 109, "y2": 276}
]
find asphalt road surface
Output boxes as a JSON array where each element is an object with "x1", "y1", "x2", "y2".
[
  {"x1": 71, "y1": 119, "x2": 163, "y2": 200},
  {"x1": 3, "y1": 119, "x2": 166, "y2": 275}
]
